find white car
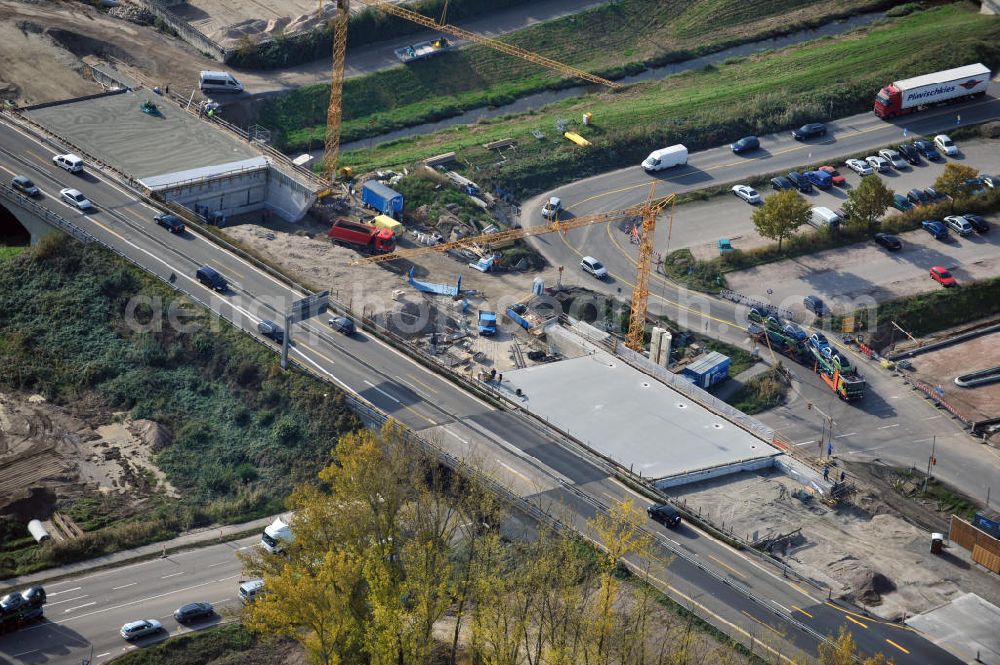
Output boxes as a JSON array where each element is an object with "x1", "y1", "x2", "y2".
[
  {"x1": 845, "y1": 158, "x2": 873, "y2": 176},
  {"x1": 580, "y1": 256, "x2": 608, "y2": 279},
  {"x1": 731, "y1": 184, "x2": 761, "y2": 204},
  {"x1": 934, "y1": 134, "x2": 958, "y2": 157},
  {"x1": 59, "y1": 188, "x2": 93, "y2": 210},
  {"x1": 120, "y1": 619, "x2": 163, "y2": 640},
  {"x1": 878, "y1": 148, "x2": 907, "y2": 169},
  {"x1": 541, "y1": 196, "x2": 562, "y2": 219},
  {"x1": 865, "y1": 155, "x2": 890, "y2": 173}
]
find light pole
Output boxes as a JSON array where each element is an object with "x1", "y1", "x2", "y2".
[{"x1": 922, "y1": 436, "x2": 937, "y2": 494}]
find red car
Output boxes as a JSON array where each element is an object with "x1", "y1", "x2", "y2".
[
  {"x1": 818, "y1": 165, "x2": 847, "y2": 186},
  {"x1": 929, "y1": 266, "x2": 956, "y2": 287}
]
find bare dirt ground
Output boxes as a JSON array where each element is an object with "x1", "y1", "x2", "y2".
[
  {"x1": 900, "y1": 330, "x2": 1000, "y2": 423},
  {"x1": 224, "y1": 215, "x2": 566, "y2": 373},
  {"x1": 672, "y1": 468, "x2": 1000, "y2": 620},
  {"x1": 0, "y1": 392, "x2": 177, "y2": 531}
]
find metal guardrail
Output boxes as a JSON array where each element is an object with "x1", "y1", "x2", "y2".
[{"x1": 0, "y1": 185, "x2": 97, "y2": 244}]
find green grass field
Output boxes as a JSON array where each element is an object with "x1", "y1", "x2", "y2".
[
  {"x1": 260, "y1": 0, "x2": 888, "y2": 151},
  {"x1": 333, "y1": 3, "x2": 1000, "y2": 195}
]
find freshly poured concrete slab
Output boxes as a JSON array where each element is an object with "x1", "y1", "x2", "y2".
[
  {"x1": 503, "y1": 352, "x2": 778, "y2": 480},
  {"x1": 26, "y1": 91, "x2": 259, "y2": 179},
  {"x1": 906, "y1": 593, "x2": 1000, "y2": 664}
]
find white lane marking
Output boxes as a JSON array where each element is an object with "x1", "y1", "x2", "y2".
[
  {"x1": 291, "y1": 346, "x2": 353, "y2": 392},
  {"x1": 834, "y1": 432, "x2": 857, "y2": 438},
  {"x1": 97, "y1": 653, "x2": 111, "y2": 658},
  {"x1": 113, "y1": 582, "x2": 138, "y2": 590},
  {"x1": 207, "y1": 561, "x2": 227, "y2": 567},
  {"x1": 363, "y1": 380, "x2": 401, "y2": 404},
  {"x1": 877, "y1": 424, "x2": 900, "y2": 430},
  {"x1": 444, "y1": 429, "x2": 470, "y2": 445},
  {"x1": 216, "y1": 574, "x2": 241, "y2": 582},
  {"x1": 47, "y1": 586, "x2": 82, "y2": 595},
  {"x1": 495, "y1": 459, "x2": 532, "y2": 484},
  {"x1": 923, "y1": 415, "x2": 942, "y2": 421},
  {"x1": 64, "y1": 601, "x2": 97, "y2": 613},
  {"x1": 794, "y1": 440, "x2": 816, "y2": 446},
  {"x1": 161, "y1": 571, "x2": 185, "y2": 579},
  {"x1": 11, "y1": 650, "x2": 39, "y2": 657},
  {"x1": 47, "y1": 594, "x2": 89, "y2": 606}
]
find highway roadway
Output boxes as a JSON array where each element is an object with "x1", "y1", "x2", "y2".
[
  {"x1": 524, "y1": 87, "x2": 1000, "y2": 511},
  {"x1": 0, "y1": 116, "x2": 965, "y2": 664}
]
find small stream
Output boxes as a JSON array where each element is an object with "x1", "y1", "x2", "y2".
[{"x1": 330, "y1": 11, "x2": 885, "y2": 157}]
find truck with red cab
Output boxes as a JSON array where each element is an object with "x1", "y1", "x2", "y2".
[
  {"x1": 328, "y1": 218, "x2": 396, "y2": 254},
  {"x1": 874, "y1": 63, "x2": 990, "y2": 119}
]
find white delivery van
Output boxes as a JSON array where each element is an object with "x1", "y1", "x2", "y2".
[
  {"x1": 199, "y1": 71, "x2": 244, "y2": 93},
  {"x1": 809, "y1": 206, "x2": 842, "y2": 229},
  {"x1": 641, "y1": 144, "x2": 687, "y2": 172}
]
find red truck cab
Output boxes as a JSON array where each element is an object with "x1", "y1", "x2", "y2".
[
  {"x1": 874, "y1": 84, "x2": 902, "y2": 118},
  {"x1": 327, "y1": 218, "x2": 396, "y2": 254}
]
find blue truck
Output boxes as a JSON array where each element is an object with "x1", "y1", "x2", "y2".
[
  {"x1": 478, "y1": 311, "x2": 497, "y2": 336},
  {"x1": 361, "y1": 181, "x2": 404, "y2": 217}
]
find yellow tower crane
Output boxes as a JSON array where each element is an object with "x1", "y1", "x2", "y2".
[
  {"x1": 322, "y1": 0, "x2": 624, "y2": 178},
  {"x1": 358, "y1": 186, "x2": 672, "y2": 352}
]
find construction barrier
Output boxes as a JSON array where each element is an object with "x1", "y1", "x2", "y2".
[{"x1": 949, "y1": 515, "x2": 1000, "y2": 573}]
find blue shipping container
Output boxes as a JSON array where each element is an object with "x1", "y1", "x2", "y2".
[
  {"x1": 972, "y1": 510, "x2": 1000, "y2": 539},
  {"x1": 681, "y1": 351, "x2": 731, "y2": 389},
  {"x1": 361, "y1": 181, "x2": 404, "y2": 216}
]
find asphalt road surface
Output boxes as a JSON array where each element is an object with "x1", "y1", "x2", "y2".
[
  {"x1": 523, "y1": 86, "x2": 1000, "y2": 511},
  {"x1": 0, "y1": 105, "x2": 977, "y2": 665}
]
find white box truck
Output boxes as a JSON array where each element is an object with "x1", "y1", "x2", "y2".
[
  {"x1": 260, "y1": 516, "x2": 293, "y2": 554},
  {"x1": 873, "y1": 63, "x2": 990, "y2": 119},
  {"x1": 641, "y1": 144, "x2": 687, "y2": 172},
  {"x1": 809, "y1": 206, "x2": 841, "y2": 230}
]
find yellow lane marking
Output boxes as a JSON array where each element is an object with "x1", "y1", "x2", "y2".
[
  {"x1": 791, "y1": 605, "x2": 813, "y2": 619},
  {"x1": 295, "y1": 340, "x2": 337, "y2": 368},
  {"x1": 741, "y1": 610, "x2": 781, "y2": 635},
  {"x1": 707, "y1": 554, "x2": 748, "y2": 581},
  {"x1": 88, "y1": 217, "x2": 129, "y2": 243},
  {"x1": 403, "y1": 404, "x2": 436, "y2": 427},
  {"x1": 406, "y1": 373, "x2": 440, "y2": 395},
  {"x1": 885, "y1": 639, "x2": 910, "y2": 654},
  {"x1": 644, "y1": 573, "x2": 798, "y2": 665},
  {"x1": 844, "y1": 615, "x2": 868, "y2": 629}
]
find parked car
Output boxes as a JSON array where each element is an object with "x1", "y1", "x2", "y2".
[
  {"x1": 874, "y1": 233, "x2": 902, "y2": 251},
  {"x1": 770, "y1": 176, "x2": 794, "y2": 191},
  {"x1": 731, "y1": 184, "x2": 761, "y2": 204},
  {"x1": 786, "y1": 171, "x2": 813, "y2": 193},
  {"x1": 924, "y1": 187, "x2": 946, "y2": 201},
  {"x1": 914, "y1": 140, "x2": 941, "y2": 161},
  {"x1": 328, "y1": 315, "x2": 356, "y2": 334},
  {"x1": 730, "y1": 136, "x2": 760, "y2": 153},
  {"x1": 11, "y1": 175, "x2": 40, "y2": 196},
  {"x1": 805, "y1": 170, "x2": 833, "y2": 189},
  {"x1": 878, "y1": 149, "x2": 908, "y2": 169},
  {"x1": 892, "y1": 194, "x2": 914, "y2": 212},
  {"x1": 961, "y1": 213, "x2": 990, "y2": 233},
  {"x1": 865, "y1": 155, "x2": 890, "y2": 173},
  {"x1": 541, "y1": 197, "x2": 562, "y2": 219},
  {"x1": 257, "y1": 320, "x2": 285, "y2": 343},
  {"x1": 921, "y1": 220, "x2": 948, "y2": 240},
  {"x1": 933, "y1": 134, "x2": 958, "y2": 156},
  {"x1": 783, "y1": 323, "x2": 807, "y2": 341},
  {"x1": 580, "y1": 256, "x2": 608, "y2": 279},
  {"x1": 982, "y1": 175, "x2": 998, "y2": 189},
  {"x1": 174, "y1": 602, "x2": 214, "y2": 624},
  {"x1": 964, "y1": 177, "x2": 988, "y2": 196},
  {"x1": 929, "y1": 266, "x2": 957, "y2": 287},
  {"x1": 121, "y1": 619, "x2": 163, "y2": 640},
  {"x1": 817, "y1": 165, "x2": 846, "y2": 186},
  {"x1": 59, "y1": 188, "x2": 93, "y2": 211},
  {"x1": 809, "y1": 331, "x2": 830, "y2": 351},
  {"x1": 907, "y1": 188, "x2": 930, "y2": 205},
  {"x1": 792, "y1": 123, "x2": 827, "y2": 140},
  {"x1": 896, "y1": 143, "x2": 921, "y2": 165},
  {"x1": 154, "y1": 213, "x2": 185, "y2": 233},
  {"x1": 944, "y1": 215, "x2": 973, "y2": 236},
  {"x1": 803, "y1": 295, "x2": 825, "y2": 316},
  {"x1": 845, "y1": 159, "x2": 874, "y2": 176},
  {"x1": 647, "y1": 503, "x2": 681, "y2": 528}
]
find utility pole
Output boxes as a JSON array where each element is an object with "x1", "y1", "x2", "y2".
[{"x1": 922, "y1": 436, "x2": 936, "y2": 493}]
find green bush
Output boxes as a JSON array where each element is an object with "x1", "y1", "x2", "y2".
[{"x1": 726, "y1": 367, "x2": 789, "y2": 414}]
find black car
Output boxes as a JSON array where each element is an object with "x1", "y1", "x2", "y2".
[
  {"x1": 730, "y1": 136, "x2": 760, "y2": 154},
  {"x1": 873, "y1": 233, "x2": 902, "y2": 251},
  {"x1": 328, "y1": 316, "x2": 356, "y2": 335},
  {"x1": 792, "y1": 123, "x2": 827, "y2": 140},
  {"x1": 786, "y1": 171, "x2": 813, "y2": 193},
  {"x1": 896, "y1": 143, "x2": 921, "y2": 165},
  {"x1": 257, "y1": 319, "x2": 285, "y2": 343},
  {"x1": 913, "y1": 140, "x2": 941, "y2": 161},
  {"x1": 770, "y1": 176, "x2": 794, "y2": 191},
  {"x1": 173, "y1": 602, "x2": 214, "y2": 624},
  {"x1": 907, "y1": 188, "x2": 930, "y2": 205},
  {"x1": 962, "y1": 213, "x2": 990, "y2": 233},
  {"x1": 924, "y1": 187, "x2": 945, "y2": 201},
  {"x1": 11, "y1": 175, "x2": 40, "y2": 197},
  {"x1": 154, "y1": 214, "x2": 186, "y2": 234},
  {"x1": 647, "y1": 503, "x2": 681, "y2": 528}
]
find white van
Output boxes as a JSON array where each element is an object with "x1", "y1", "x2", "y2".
[
  {"x1": 809, "y1": 206, "x2": 841, "y2": 229},
  {"x1": 641, "y1": 144, "x2": 687, "y2": 172},
  {"x1": 52, "y1": 153, "x2": 84, "y2": 174},
  {"x1": 239, "y1": 579, "x2": 264, "y2": 605},
  {"x1": 199, "y1": 71, "x2": 244, "y2": 94}
]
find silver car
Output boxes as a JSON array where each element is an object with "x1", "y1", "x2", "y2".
[
  {"x1": 120, "y1": 619, "x2": 162, "y2": 640},
  {"x1": 845, "y1": 159, "x2": 873, "y2": 176},
  {"x1": 60, "y1": 188, "x2": 93, "y2": 210},
  {"x1": 865, "y1": 156, "x2": 890, "y2": 173},
  {"x1": 878, "y1": 149, "x2": 907, "y2": 169}
]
